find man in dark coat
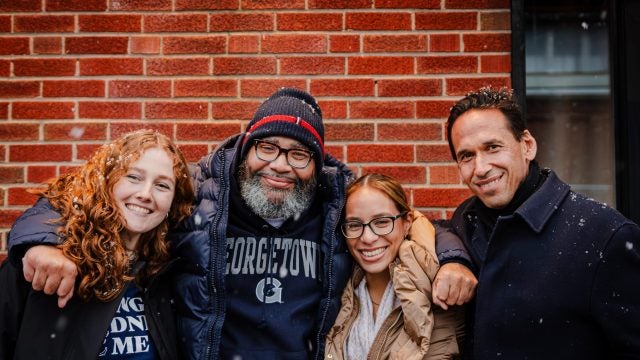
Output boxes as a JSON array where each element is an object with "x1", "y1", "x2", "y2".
[{"x1": 446, "y1": 87, "x2": 640, "y2": 359}]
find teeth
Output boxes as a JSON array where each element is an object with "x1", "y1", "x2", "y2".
[
  {"x1": 480, "y1": 177, "x2": 501, "y2": 188},
  {"x1": 361, "y1": 248, "x2": 385, "y2": 257},
  {"x1": 126, "y1": 204, "x2": 151, "y2": 214}
]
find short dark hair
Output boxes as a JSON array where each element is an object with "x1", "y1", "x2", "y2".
[{"x1": 446, "y1": 87, "x2": 525, "y2": 161}]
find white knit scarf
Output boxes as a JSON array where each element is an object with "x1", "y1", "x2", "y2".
[{"x1": 345, "y1": 278, "x2": 396, "y2": 360}]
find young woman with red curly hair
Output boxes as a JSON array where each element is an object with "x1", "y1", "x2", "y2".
[{"x1": 0, "y1": 129, "x2": 194, "y2": 360}]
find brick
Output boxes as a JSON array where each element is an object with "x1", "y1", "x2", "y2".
[
  {"x1": 417, "y1": 144, "x2": 454, "y2": 162},
  {"x1": 10, "y1": 144, "x2": 72, "y2": 162},
  {"x1": 309, "y1": 0, "x2": 370, "y2": 8},
  {"x1": 325, "y1": 145, "x2": 344, "y2": 162},
  {"x1": 145, "y1": 102, "x2": 209, "y2": 119},
  {"x1": 164, "y1": 36, "x2": 226, "y2": 54},
  {"x1": 446, "y1": 77, "x2": 510, "y2": 96},
  {"x1": 0, "y1": 81, "x2": 40, "y2": 98},
  {"x1": 463, "y1": 33, "x2": 511, "y2": 52},
  {"x1": 46, "y1": 0, "x2": 107, "y2": 11},
  {"x1": 109, "y1": 80, "x2": 171, "y2": 98},
  {"x1": 210, "y1": 13, "x2": 273, "y2": 32},
  {"x1": 361, "y1": 166, "x2": 426, "y2": 184},
  {"x1": 43, "y1": 80, "x2": 105, "y2": 97},
  {"x1": 177, "y1": 123, "x2": 242, "y2": 141},
  {"x1": 325, "y1": 123, "x2": 374, "y2": 141},
  {"x1": 76, "y1": 144, "x2": 102, "y2": 160},
  {"x1": 0, "y1": 0, "x2": 41, "y2": 11},
  {"x1": 174, "y1": 79, "x2": 237, "y2": 97},
  {"x1": 261, "y1": 34, "x2": 326, "y2": 53},
  {"x1": 13, "y1": 102, "x2": 75, "y2": 119},
  {"x1": 229, "y1": 35, "x2": 259, "y2": 54},
  {"x1": 310, "y1": 79, "x2": 374, "y2": 96},
  {"x1": 481, "y1": 54, "x2": 510, "y2": 73},
  {"x1": 375, "y1": 0, "x2": 438, "y2": 8},
  {"x1": 59, "y1": 165, "x2": 82, "y2": 174},
  {"x1": 0, "y1": 167, "x2": 25, "y2": 184},
  {"x1": 0, "y1": 102, "x2": 7, "y2": 118},
  {"x1": 346, "y1": 12, "x2": 411, "y2": 30},
  {"x1": 79, "y1": 14, "x2": 141, "y2": 32},
  {"x1": 413, "y1": 188, "x2": 471, "y2": 207},
  {"x1": 14, "y1": 15, "x2": 74, "y2": 32},
  {"x1": 0, "y1": 61, "x2": 8, "y2": 77},
  {"x1": 147, "y1": 58, "x2": 210, "y2": 76},
  {"x1": 319, "y1": 100, "x2": 347, "y2": 119},
  {"x1": 80, "y1": 58, "x2": 143, "y2": 76},
  {"x1": 416, "y1": 100, "x2": 453, "y2": 118},
  {"x1": 110, "y1": 123, "x2": 173, "y2": 139},
  {"x1": 33, "y1": 37, "x2": 63, "y2": 54},
  {"x1": 44, "y1": 123, "x2": 107, "y2": 140},
  {"x1": 13, "y1": 59, "x2": 75, "y2": 77},
  {"x1": 347, "y1": 144, "x2": 414, "y2": 163},
  {"x1": 429, "y1": 165, "x2": 460, "y2": 184},
  {"x1": 144, "y1": 14, "x2": 207, "y2": 32},
  {"x1": 176, "y1": 0, "x2": 238, "y2": 10},
  {"x1": 416, "y1": 12, "x2": 476, "y2": 30},
  {"x1": 378, "y1": 122, "x2": 441, "y2": 141},
  {"x1": 446, "y1": 0, "x2": 509, "y2": 9},
  {"x1": 212, "y1": 101, "x2": 261, "y2": 120},
  {"x1": 0, "y1": 123, "x2": 39, "y2": 140},
  {"x1": 277, "y1": 13, "x2": 343, "y2": 31},
  {"x1": 66, "y1": 37, "x2": 128, "y2": 54},
  {"x1": 0, "y1": 38, "x2": 30, "y2": 55},
  {"x1": 0, "y1": 210, "x2": 23, "y2": 228},
  {"x1": 79, "y1": 102, "x2": 141, "y2": 119},
  {"x1": 27, "y1": 166, "x2": 57, "y2": 183},
  {"x1": 240, "y1": 0, "x2": 304, "y2": 9},
  {"x1": 240, "y1": 80, "x2": 307, "y2": 97},
  {"x1": 378, "y1": 79, "x2": 442, "y2": 97},
  {"x1": 363, "y1": 34, "x2": 426, "y2": 52},
  {"x1": 0, "y1": 16, "x2": 9, "y2": 32},
  {"x1": 174, "y1": 144, "x2": 209, "y2": 162},
  {"x1": 481, "y1": 11, "x2": 510, "y2": 30},
  {"x1": 214, "y1": 58, "x2": 276, "y2": 75},
  {"x1": 131, "y1": 37, "x2": 160, "y2": 54},
  {"x1": 349, "y1": 101, "x2": 413, "y2": 119},
  {"x1": 280, "y1": 57, "x2": 344, "y2": 75},
  {"x1": 109, "y1": 0, "x2": 172, "y2": 11},
  {"x1": 348, "y1": 57, "x2": 413, "y2": 75},
  {"x1": 417, "y1": 56, "x2": 477, "y2": 74},
  {"x1": 8, "y1": 187, "x2": 40, "y2": 206},
  {"x1": 429, "y1": 34, "x2": 460, "y2": 52},
  {"x1": 330, "y1": 35, "x2": 360, "y2": 53}
]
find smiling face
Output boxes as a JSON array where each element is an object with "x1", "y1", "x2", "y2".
[
  {"x1": 112, "y1": 146, "x2": 176, "y2": 249},
  {"x1": 451, "y1": 109, "x2": 537, "y2": 209},
  {"x1": 344, "y1": 186, "x2": 412, "y2": 278}
]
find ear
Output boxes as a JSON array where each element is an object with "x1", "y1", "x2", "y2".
[
  {"x1": 402, "y1": 211, "x2": 413, "y2": 235},
  {"x1": 521, "y1": 130, "x2": 537, "y2": 161}
]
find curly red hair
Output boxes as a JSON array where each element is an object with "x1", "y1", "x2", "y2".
[{"x1": 37, "y1": 129, "x2": 194, "y2": 302}]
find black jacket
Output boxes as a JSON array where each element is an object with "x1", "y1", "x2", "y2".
[{"x1": 450, "y1": 169, "x2": 640, "y2": 359}]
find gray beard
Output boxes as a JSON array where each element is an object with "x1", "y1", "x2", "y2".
[{"x1": 238, "y1": 161, "x2": 316, "y2": 221}]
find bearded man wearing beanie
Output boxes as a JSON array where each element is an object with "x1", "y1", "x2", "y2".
[{"x1": 8, "y1": 88, "x2": 476, "y2": 360}]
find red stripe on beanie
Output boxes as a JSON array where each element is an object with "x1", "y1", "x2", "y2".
[{"x1": 242, "y1": 114, "x2": 324, "y2": 154}]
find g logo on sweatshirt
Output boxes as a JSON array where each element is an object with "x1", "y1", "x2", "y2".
[{"x1": 255, "y1": 278, "x2": 283, "y2": 303}]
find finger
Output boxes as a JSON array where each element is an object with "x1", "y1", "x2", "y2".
[
  {"x1": 446, "y1": 281, "x2": 462, "y2": 305},
  {"x1": 43, "y1": 272, "x2": 63, "y2": 295},
  {"x1": 433, "y1": 296, "x2": 449, "y2": 310},
  {"x1": 58, "y1": 286, "x2": 74, "y2": 308},
  {"x1": 22, "y1": 256, "x2": 35, "y2": 282},
  {"x1": 30, "y1": 268, "x2": 47, "y2": 291},
  {"x1": 57, "y1": 274, "x2": 75, "y2": 299}
]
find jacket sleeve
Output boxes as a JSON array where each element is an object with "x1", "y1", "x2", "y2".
[
  {"x1": 7, "y1": 197, "x2": 64, "y2": 268},
  {"x1": 0, "y1": 260, "x2": 31, "y2": 359},
  {"x1": 433, "y1": 220, "x2": 473, "y2": 270},
  {"x1": 591, "y1": 222, "x2": 640, "y2": 357}
]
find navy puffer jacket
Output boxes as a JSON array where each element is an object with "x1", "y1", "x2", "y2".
[{"x1": 170, "y1": 134, "x2": 353, "y2": 360}]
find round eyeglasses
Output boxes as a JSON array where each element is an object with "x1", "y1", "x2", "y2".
[
  {"x1": 254, "y1": 139, "x2": 313, "y2": 169},
  {"x1": 341, "y1": 212, "x2": 407, "y2": 239}
]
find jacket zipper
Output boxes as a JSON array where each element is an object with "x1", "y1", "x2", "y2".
[
  {"x1": 314, "y1": 172, "x2": 347, "y2": 360},
  {"x1": 205, "y1": 150, "x2": 228, "y2": 360},
  {"x1": 371, "y1": 311, "x2": 403, "y2": 360}
]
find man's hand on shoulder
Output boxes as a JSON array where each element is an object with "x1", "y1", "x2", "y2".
[
  {"x1": 23, "y1": 245, "x2": 77, "y2": 308},
  {"x1": 433, "y1": 262, "x2": 477, "y2": 310}
]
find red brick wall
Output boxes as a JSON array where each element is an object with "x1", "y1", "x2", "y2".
[{"x1": 0, "y1": 0, "x2": 512, "y2": 259}]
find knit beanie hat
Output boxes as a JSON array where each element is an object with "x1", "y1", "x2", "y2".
[{"x1": 241, "y1": 87, "x2": 325, "y2": 170}]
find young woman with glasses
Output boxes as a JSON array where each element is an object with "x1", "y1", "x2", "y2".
[{"x1": 325, "y1": 173, "x2": 465, "y2": 360}]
